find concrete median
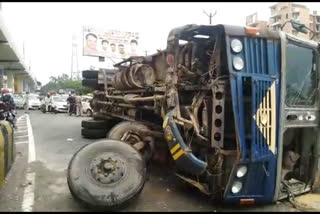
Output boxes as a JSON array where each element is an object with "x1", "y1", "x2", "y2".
[{"x1": 0, "y1": 121, "x2": 15, "y2": 188}]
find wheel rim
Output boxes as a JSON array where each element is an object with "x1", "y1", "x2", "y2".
[
  {"x1": 89, "y1": 152, "x2": 127, "y2": 185},
  {"x1": 121, "y1": 131, "x2": 153, "y2": 161}
]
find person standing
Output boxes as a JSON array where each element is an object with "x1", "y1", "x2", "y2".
[
  {"x1": 24, "y1": 91, "x2": 29, "y2": 113},
  {"x1": 75, "y1": 93, "x2": 82, "y2": 117},
  {"x1": 44, "y1": 93, "x2": 52, "y2": 112},
  {"x1": 67, "y1": 93, "x2": 76, "y2": 115}
]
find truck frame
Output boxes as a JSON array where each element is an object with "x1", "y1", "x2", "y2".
[{"x1": 68, "y1": 23, "x2": 320, "y2": 210}]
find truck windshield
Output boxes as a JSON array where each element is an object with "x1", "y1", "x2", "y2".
[{"x1": 285, "y1": 42, "x2": 317, "y2": 106}]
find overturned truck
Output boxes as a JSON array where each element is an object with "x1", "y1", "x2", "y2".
[{"x1": 68, "y1": 23, "x2": 320, "y2": 209}]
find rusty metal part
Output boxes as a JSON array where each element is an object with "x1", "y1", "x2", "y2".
[
  {"x1": 97, "y1": 101, "x2": 155, "y2": 111},
  {"x1": 120, "y1": 131, "x2": 155, "y2": 161},
  {"x1": 99, "y1": 110, "x2": 163, "y2": 135},
  {"x1": 89, "y1": 153, "x2": 127, "y2": 185},
  {"x1": 211, "y1": 80, "x2": 227, "y2": 148},
  {"x1": 113, "y1": 63, "x2": 156, "y2": 90},
  {"x1": 185, "y1": 108, "x2": 208, "y2": 142},
  {"x1": 105, "y1": 94, "x2": 164, "y2": 103},
  {"x1": 175, "y1": 173, "x2": 212, "y2": 195}
]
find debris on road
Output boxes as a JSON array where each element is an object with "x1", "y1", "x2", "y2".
[{"x1": 20, "y1": 181, "x2": 32, "y2": 188}]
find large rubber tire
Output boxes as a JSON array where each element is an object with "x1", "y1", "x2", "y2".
[
  {"x1": 81, "y1": 128, "x2": 107, "y2": 139},
  {"x1": 82, "y1": 70, "x2": 99, "y2": 79},
  {"x1": 67, "y1": 139, "x2": 146, "y2": 210},
  {"x1": 107, "y1": 121, "x2": 155, "y2": 162},
  {"x1": 81, "y1": 119, "x2": 109, "y2": 130}
]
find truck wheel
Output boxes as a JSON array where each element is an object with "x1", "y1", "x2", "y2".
[
  {"x1": 81, "y1": 128, "x2": 107, "y2": 139},
  {"x1": 107, "y1": 121, "x2": 155, "y2": 162},
  {"x1": 81, "y1": 119, "x2": 110, "y2": 130},
  {"x1": 67, "y1": 139, "x2": 146, "y2": 210}
]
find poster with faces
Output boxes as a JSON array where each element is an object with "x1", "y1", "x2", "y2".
[{"x1": 83, "y1": 26, "x2": 140, "y2": 61}]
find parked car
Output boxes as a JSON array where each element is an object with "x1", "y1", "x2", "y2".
[
  {"x1": 81, "y1": 96, "x2": 93, "y2": 117},
  {"x1": 28, "y1": 94, "x2": 41, "y2": 110},
  {"x1": 51, "y1": 95, "x2": 68, "y2": 113},
  {"x1": 13, "y1": 94, "x2": 25, "y2": 109}
]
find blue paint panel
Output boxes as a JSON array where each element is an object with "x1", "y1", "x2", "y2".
[
  {"x1": 236, "y1": 75, "x2": 247, "y2": 159},
  {"x1": 225, "y1": 35, "x2": 281, "y2": 203}
]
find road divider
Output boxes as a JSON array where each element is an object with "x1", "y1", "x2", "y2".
[{"x1": 0, "y1": 120, "x2": 15, "y2": 188}]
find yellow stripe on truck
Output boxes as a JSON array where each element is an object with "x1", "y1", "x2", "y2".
[
  {"x1": 173, "y1": 149, "x2": 185, "y2": 160},
  {"x1": 170, "y1": 143, "x2": 181, "y2": 154}
]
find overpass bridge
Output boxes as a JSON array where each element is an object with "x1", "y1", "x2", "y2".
[{"x1": 0, "y1": 9, "x2": 37, "y2": 93}]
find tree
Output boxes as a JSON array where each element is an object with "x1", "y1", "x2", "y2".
[{"x1": 40, "y1": 74, "x2": 92, "y2": 95}]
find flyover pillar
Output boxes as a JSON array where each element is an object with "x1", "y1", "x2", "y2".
[{"x1": 6, "y1": 72, "x2": 14, "y2": 92}]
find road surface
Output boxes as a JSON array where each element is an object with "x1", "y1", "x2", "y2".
[{"x1": 0, "y1": 110, "x2": 301, "y2": 211}]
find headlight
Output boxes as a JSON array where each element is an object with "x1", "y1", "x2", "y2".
[
  {"x1": 231, "y1": 181, "x2": 242, "y2": 194},
  {"x1": 233, "y1": 56, "x2": 244, "y2": 70},
  {"x1": 231, "y1": 39, "x2": 243, "y2": 53},
  {"x1": 236, "y1": 166, "x2": 248, "y2": 178}
]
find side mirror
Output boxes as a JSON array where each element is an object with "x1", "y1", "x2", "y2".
[{"x1": 291, "y1": 21, "x2": 308, "y2": 34}]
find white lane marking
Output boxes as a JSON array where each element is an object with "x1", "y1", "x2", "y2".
[
  {"x1": 15, "y1": 130, "x2": 28, "y2": 134},
  {"x1": 14, "y1": 135, "x2": 29, "y2": 138},
  {"x1": 15, "y1": 141, "x2": 29, "y2": 145},
  {"x1": 22, "y1": 114, "x2": 36, "y2": 212},
  {"x1": 17, "y1": 116, "x2": 26, "y2": 122},
  {"x1": 19, "y1": 124, "x2": 28, "y2": 128},
  {"x1": 25, "y1": 114, "x2": 36, "y2": 163},
  {"x1": 22, "y1": 172, "x2": 35, "y2": 212}
]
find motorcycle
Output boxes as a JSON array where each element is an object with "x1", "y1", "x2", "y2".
[
  {"x1": 40, "y1": 103, "x2": 57, "y2": 114},
  {"x1": 0, "y1": 101, "x2": 17, "y2": 129}
]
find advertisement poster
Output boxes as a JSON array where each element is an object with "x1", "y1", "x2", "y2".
[{"x1": 83, "y1": 26, "x2": 140, "y2": 61}]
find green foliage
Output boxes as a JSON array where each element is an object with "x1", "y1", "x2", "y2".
[{"x1": 40, "y1": 74, "x2": 92, "y2": 95}]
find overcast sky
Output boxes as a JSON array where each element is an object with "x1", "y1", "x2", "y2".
[{"x1": 1, "y1": 2, "x2": 320, "y2": 85}]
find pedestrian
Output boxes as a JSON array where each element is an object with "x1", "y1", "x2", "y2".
[
  {"x1": 24, "y1": 92, "x2": 29, "y2": 114},
  {"x1": 67, "y1": 93, "x2": 76, "y2": 115},
  {"x1": 75, "y1": 93, "x2": 82, "y2": 117},
  {"x1": 44, "y1": 93, "x2": 52, "y2": 112}
]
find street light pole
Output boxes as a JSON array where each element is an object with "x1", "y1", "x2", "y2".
[{"x1": 203, "y1": 9, "x2": 217, "y2": 25}]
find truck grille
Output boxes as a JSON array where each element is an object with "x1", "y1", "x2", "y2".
[{"x1": 252, "y1": 79, "x2": 276, "y2": 160}]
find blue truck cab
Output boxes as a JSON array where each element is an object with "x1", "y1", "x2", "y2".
[{"x1": 163, "y1": 23, "x2": 320, "y2": 205}]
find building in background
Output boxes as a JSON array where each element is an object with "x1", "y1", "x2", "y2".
[
  {"x1": 269, "y1": 2, "x2": 310, "y2": 39},
  {"x1": 309, "y1": 10, "x2": 320, "y2": 42},
  {"x1": 246, "y1": 2, "x2": 320, "y2": 42},
  {"x1": 246, "y1": 13, "x2": 269, "y2": 29}
]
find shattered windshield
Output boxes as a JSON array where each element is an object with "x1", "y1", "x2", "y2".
[{"x1": 285, "y1": 42, "x2": 317, "y2": 106}]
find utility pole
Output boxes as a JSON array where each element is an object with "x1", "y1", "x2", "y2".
[
  {"x1": 71, "y1": 34, "x2": 79, "y2": 80},
  {"x1": 203, "y1": 9, "x2": 217, "y2": 25}
]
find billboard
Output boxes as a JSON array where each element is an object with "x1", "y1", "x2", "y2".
[{"x1": 83, "y1": 26, "x2": 140, "y2": 61}]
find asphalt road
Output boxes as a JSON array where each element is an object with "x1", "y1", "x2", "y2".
[{"x1": 0, "y1": 110, "x2": 300, "y2": 211}]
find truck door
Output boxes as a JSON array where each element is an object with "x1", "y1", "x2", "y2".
[{"x1": 276, "y1": 34, "x2": 320, "y2": 200}]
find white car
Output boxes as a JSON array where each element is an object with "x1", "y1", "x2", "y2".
[
  {"x1": 51, "y1": 96, "x2": 68, "y2": 113},
  {"x1": 82, "y1": 96, "x2": 93, "y2": 117},
  {"x1": 28, "y1": 95, "x2": 41, "y2": 110}
]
